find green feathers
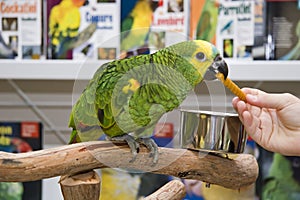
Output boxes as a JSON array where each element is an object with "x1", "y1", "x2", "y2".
[{"x1": 69, "y1": 40, "x2": 220, "y2": 143}]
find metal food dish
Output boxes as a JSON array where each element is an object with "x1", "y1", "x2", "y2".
[{"x1": 179, "y1": 109, "x2": 247, "y2": 153}]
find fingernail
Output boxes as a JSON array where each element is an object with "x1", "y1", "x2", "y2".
[{"x1": 247, "y1": 94, "x2": 257, "y2": 102}]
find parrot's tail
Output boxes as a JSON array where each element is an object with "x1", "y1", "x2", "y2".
[
  {"x1": 69, "y1": 126, "x2": 105, "y2": 144},
  {"x1": 69, "y1": 129, "x2": 81, "y2": 144},
  {"x1": 68, "y1": 110, "x2": 80, "y2": 144}
]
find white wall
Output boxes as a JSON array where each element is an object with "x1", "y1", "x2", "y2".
[{"x1": 43, "y1": 177, "x2": 63, "y2": 200}]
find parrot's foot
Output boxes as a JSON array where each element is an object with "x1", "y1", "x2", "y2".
[
  {"x1": 109, "y1": 135, "x2": 158, "y2": 165},
  {"x1": 137, "y1": 137, "x2": 159, "y2": 165},
  {"x1": 109, "y1": 134, "x2": 140, "y2": 162}
]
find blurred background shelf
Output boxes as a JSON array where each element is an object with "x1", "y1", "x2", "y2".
[{"x1": 0, "y1": 60, "x2": 300, "y2": 81}]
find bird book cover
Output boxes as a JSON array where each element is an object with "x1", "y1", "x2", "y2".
[
  {"x1": 0, "y1": 121, "x2": 43, "y2": 200},
  {"x1": 0, "y1": 0, "x2": 42, "y2": 60},
  {"x1": 189, "y1": 0, "x2": 218, "y2": 45},
  {"x1": 216, "y1": 0, "x2": 255, "y2": 60},
  {"x1": 265, "y1": 0, "x2": 300, "y2": 60},
  {"x1": 120, "y1": 0, "x2": 189, "y2": 58},
  {"x1": 46, "y1": 0, "x2": 120, "y2": 60}
]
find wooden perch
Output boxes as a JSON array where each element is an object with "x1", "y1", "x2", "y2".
[
  {"x1": 0, "y1": 141, "x2": 258, "y2": 189},
  {"x1": 60, "y1": 170, "x2": 100, "y2": 200},
  {"x1": 143, "y1": 179, "x2": 186, "y2": 200}
]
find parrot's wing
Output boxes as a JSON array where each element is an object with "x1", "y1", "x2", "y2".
[
  {"x1": 70, "y1": 64, "x2": 105, "y2": 127},
  {"x1": 68, "y1": 63, "x2": 110, "y2": 143},
  {"x1": 125, "y1": 81, "x2": 188, "y2": 136},
  {"x1": 94, "y1": 61, "x2": 124, "y2": 132},
  {"x1": 94, "y1": 62, "x2": 190, "y2": 137},
  {"x1": 94, "y1": 55, "x2": 157, "y2": 132}
]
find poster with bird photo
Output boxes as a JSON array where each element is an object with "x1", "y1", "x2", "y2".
[
  {"x1": 46, "y1": 0, "x2": 120, "y2": 60},
  {"x1": 120, "y1": 0, "x2": 189, "y2": 58},
  {"x1": 0, "y1": 0, "x2": 42, "y2": 59},
  {"x1": 216, "y1": 0, "x2": 255, "y2": 60},
  {"x1": 189, "y1": 0, "x2": 219, "y2": 45},
  {"x1": 0, "y1": 121, "x2": 43, "y2": 200}
]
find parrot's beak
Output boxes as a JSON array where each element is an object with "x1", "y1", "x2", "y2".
[{"x1": 204, "y1": 55, "x2": 228, "y2": 80}]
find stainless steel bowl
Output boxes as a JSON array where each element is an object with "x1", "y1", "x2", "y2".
[{"x1": 179, "y1": 109, "x2": 247, "y2": 153}]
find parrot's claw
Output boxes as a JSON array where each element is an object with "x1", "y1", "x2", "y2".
[
  {"x1": 109, "y1": 134, "x2": 140, "y2": 162},
  {"x1": 109, "y1": 135, "x2": 159, "y2": 165},
  {"x1": 137, "y1": 137, "x2": 159, "y2": 165}
]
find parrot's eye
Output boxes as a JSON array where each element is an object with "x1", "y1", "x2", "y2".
[{"x1": 195, "y1": 52, "x2": 206, "y2": 61}]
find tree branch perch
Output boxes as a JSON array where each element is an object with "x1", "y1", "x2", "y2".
[{"x1": 0, "y1": 141, "x2": 258, "y2": 189}]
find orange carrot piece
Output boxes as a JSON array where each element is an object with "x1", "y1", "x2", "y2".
[{"x1": 216, "y1": 73, "x2": 247, "y2": 102}]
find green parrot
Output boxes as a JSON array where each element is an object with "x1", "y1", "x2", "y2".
[
  {"x1": 196, "y1": 0, "x2": 218, "y2": 43},
  {"x1": 262, "y1": 153, "x2": 300, "y2": 200},
  {"x1": 68, "y1": 40, "x2": 228, "y2": 164}
]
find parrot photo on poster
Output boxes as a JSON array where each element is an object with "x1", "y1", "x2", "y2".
[
  {"x1": 48, "y1": 0, "x2": 96, "y2": 59},
  {"x1": 68, "y1": 40, "x2": 229, "y2": 164},
  {"x1": 120, "y1": 0, "x2": 156, "y2": 56},
  {"x1": 196, "y1": 0, "x2": 218, "y2": 43}
]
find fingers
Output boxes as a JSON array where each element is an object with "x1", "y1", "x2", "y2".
[
  {"x1": 232, "y1": 97, "x2": 245, "y2": 121},
  {"x1": 240, "y1": 87, "x2": 260, "y2": 95},
  {"x1": 242, "y1": 110, "x2": 262, "y2": 143},
  {"x1": 232, "y1": 96, "x2": 239, "y2": 110},
  {"x1": 232, "y1": 96, "x2": 261, "y2": 119},
  {"x1": 241, "y1": 88, "x2": 295, "y2": 110},
  {"x1": 232, "y1": 88, "x2": 260, "y2": 109},
  {"x1": 232, "y1": 95, "x2": 262, "y2": 143}
]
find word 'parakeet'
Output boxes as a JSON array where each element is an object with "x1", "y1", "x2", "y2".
[{"x1": 68, "y1": 40, "x2": 228, "y2": 164}]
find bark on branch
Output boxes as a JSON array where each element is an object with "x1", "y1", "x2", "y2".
[
  {"x1": 143, "y1": 180, "x2": 186, "y2": 200},
  {"x1": 0, "y1": 141, "x2": 258, "y2": 189},
  {"x1": 60, "y1": 170, "x2": 100, "y2": 200}
]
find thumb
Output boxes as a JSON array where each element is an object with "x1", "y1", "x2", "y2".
[{"x1": 246, "y1": 91, "x2": 291, "y2": 110}]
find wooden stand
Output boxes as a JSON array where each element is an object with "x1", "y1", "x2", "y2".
[
  {"x1": 0, "y1": 141, "x2": 259, "y2": 199},
  {"x1": 60, "y1": 170, "x2": 100, "y2": 200},
  {"x1": 143, "y1": 180, "x2": 186, "y2": 200}
]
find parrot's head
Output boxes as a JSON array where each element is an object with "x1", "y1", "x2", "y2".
[
  {"x1": 168, "y1": 40, "x2": 228, "y2": 84},
  {"x1": 188, "y1": 40, "x2": 228, "y2": 82}
]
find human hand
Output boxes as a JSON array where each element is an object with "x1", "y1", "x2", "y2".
[{"x1": 232, "y1": 88, "x2": 300, "y2": 156}]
